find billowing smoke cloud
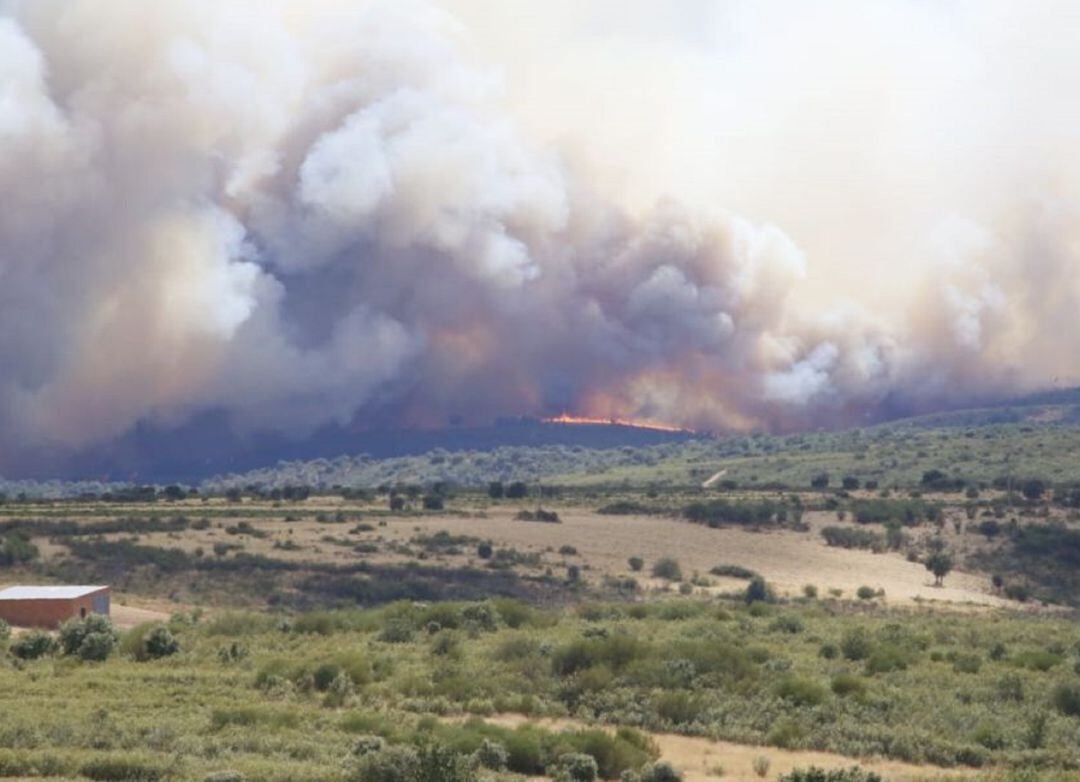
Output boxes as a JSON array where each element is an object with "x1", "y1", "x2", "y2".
[{"x1": 2, "y1": 0, "x2": 1080, "y2": 472}]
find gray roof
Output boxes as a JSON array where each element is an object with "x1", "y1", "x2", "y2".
[{"x1": 0, "y1": 585, "x2": 108, "y2": 600}]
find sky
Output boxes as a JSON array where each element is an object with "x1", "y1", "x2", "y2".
[{"x1": 2, "y1": 0, "x2": 1080, "y2": 475}]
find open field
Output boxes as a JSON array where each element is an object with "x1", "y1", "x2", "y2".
[
  {"x1": 0, "y1": 493, "x2": 1054, "y2": 609},
  {"x1": 1, "y1": 592, "x2": 1079, "y2": 782},
  {"x1": 2, "y1": 409, "x2": 1080, "y2": 782}
]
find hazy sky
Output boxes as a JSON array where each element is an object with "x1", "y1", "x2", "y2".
[{"x1": 2, "y1": 0, "x2": 1080, "y2": 472}]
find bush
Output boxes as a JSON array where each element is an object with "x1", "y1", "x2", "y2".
[
  {"x1": 352, "y1": 745, "x2": 420, "y2": 782},
  {"x1": 766, "y1": 718, "x2": 804, "y2": 748},
  {"x1": 855, "y1": 586, "x2": 876, "y2": 601},
  {"x1": 473, "y1": 739, "x2": 509, "y2": 770},
  {"x1": 952, "y1": 654, "x2": 982, "y2": 674},
  {"x1": 653, "y1": 690, "x2": 704, "y2": 724},
  {"x1": 0, "y1": 617, "x2": 9, "y2": 642},
  {"x1": 1052, "y1": 681, "x2": 1080, "y2": 716},
  {"x1": 778, "y1": 768, "x2": 882, "y2": 782},
  {"x1": 775, "y1": 676, "x2": 828, "y2": 707},
  {"x1": 80, "y1": 757, "x2": 167, "y2": 781},
  {"x1": 830, "y1": 673, "x2": 867, "y2": 698},
  {"x1": 11, "y1": 630, "x2": 58, "y2": 660},
  {"x1": 639, "y1": 761, "x2": 684, "y2": 782},
  {"x1": 142, "y1": 626, "x2": 180, "y2": 659},
  {"x1": 710, "y1": 564, "x2": 759, "y2": 580},
  {"x1": 821, "y1": 527, "x2": 883, "y2": 551},
  {"x1": 422, "y1": 495, "x2": 445, "y2": 511},
  {"x1": 412, "y1": 742, "x2": 475, "y2": 782},
  {"x1": 840, "y1": 628, "x2": 873, "y2": 661},
  {"x1": 745, "y1": 577, "x2": 775, "y2": 604},
  {"x1": 59, "y1": 614, "x2": 119, "y2": 661},
  {"x1": 865, "y1": 644, "x2": 911, "y2": 675},
  {"x1": 683, "y1": 499, "x2": 788, "y2": 528},
  {"x1": 556, "y1": 753, "x2": 598, "y2": 782},
  {"x1": 628, "y1": 557, "x2": 644, "y2": 572},
  {"x1": 652, "y1": 558, "x2": 682, "y2": 582},
  {"x1": 0, "y1": 534, "x2": 39, "y2": 565}
]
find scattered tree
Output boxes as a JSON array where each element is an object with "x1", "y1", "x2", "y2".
[{"x1": 925, "y1": 550, "x2": 954, "y2": 586}]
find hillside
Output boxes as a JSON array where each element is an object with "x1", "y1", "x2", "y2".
[{"x1": 198, "y1": 400, "x2": 1080, "y2": 493}]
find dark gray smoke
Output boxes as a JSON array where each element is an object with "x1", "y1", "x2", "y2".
[{"x1": 1, "y1": 0, "x2": 1078, "y2": 474}]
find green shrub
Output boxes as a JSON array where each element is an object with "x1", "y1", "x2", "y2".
[
  {"x1": 710, "y1": 564, "x2": 759, "y2": 580},
  {"x1": 775, "y1": 676, "x2": 828, "y2": 707},
  {"x1": 652, "y1": 558, "x2": 682, "y2": 581},
  {"x1": 1014, "y1": 650, "x2": 1062, "y2": 671},
  {"x1": 80, "y1": 756, "x2": 167, "y2": 781},
  {"x1": 639, "y1": 761, "x2": 684, "y2": 782},
  {"x1": 770, "y1": 615, "x2": 804, "y2": 634},
  {"x1": 0, "y1": 617, "x2": 9, "y2": 642},
  {"x1": 59, "y1": 614, "x2": 119, "y2": 661},
  {"x1": 555, "y1": 753, "x2": 598, "y2": 782},
  {"x1": 821, "y1": 527, "x2": 882, "y2": 551},
  {"x1": 551, "y1": 635, "x2": 646, "y2": 676},
  {"x1": 144, "y1": 626, "x2": 180, "y2": 659},
  {"x1": 413, "y1": 743, "x2": 475, "y2": 782},
  {"x1": 473, "y1": 739, "x2": 509, "y2": 770},
  {"x1": 840, "y1": 628, "x2": 873, "y2": 661},
  {"x1": 952, "y1": 654, "x2": 982, "y2": 674},
  {"x1": 628, "y1": 557, "x2": 644, "y2": 572},
  {"x1": 1052, "y1": 682, "x2": 1080, "y2": 716},
  {"x1": 855, "y1": 586, "x2": 876, "y2": 601},
  {"x1": 352, "y1": 745, "x2": 420, "y2": 782},
  {"x1": 11, "y1": 630, "x2": 58, "y2": 660},
  {"x1": 0, "y1": 533, "x2": 39, "y2": 565},
  {"x1": 778, "y1": 767, "x2": 882, "y2": 782},
  {"x1": 830, "y1": 673, "x2": 867, "y2": 698},
  {"x1": 653, "y1": 691, "x2": 704, "y2": 724},
  {"x1": 865, "y1": 644, "x2": 912, "y2": 675},
  {"x1": 745, "y1": 577, "x2": 775, "y2": 604},
  {"x1": 767, "y1": 718, "x2": 804, "y2": 748}
]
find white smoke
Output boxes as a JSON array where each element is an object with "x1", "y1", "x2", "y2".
[{"x1": 1, "y1": 0, "x2": 1080, "y2": 472}]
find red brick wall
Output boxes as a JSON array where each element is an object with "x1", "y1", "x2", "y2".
[{"x1": 0, "y1": 589, "x2": 109, "y2": 629}]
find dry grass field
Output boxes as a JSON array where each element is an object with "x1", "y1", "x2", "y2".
[
  {"x1": 480, "y1": 715, "x2": 975, "y2": 782},
  {"x1": 1, "y1": 494, "x2": 1034, "y2": 610}
]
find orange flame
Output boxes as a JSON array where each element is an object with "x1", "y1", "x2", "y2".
[{"x1": 543, "y1": 413, "x2": 694, "y2": 434}]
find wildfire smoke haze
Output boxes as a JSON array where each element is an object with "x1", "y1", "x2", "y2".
[{"x1": 3, "y1": 0, "x2": 1080, "y2": 476}]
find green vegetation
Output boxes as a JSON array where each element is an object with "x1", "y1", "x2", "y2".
[{"x1": 1, "y1": 596, "x2": 1079, "y2": 780}]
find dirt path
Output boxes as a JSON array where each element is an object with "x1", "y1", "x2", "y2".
[
  {"x1": 110, "y1": 602, "x2": 172, "y2": 629},
  {"x1": 478, "y1": 714, "x2": 974, "y2": 782}
]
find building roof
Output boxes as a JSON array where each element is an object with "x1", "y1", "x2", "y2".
[{"x1": 0, "y1": 585, "x2": 108, "y2": 600}]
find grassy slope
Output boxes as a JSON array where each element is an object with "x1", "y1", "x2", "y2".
[
  {"x1": 190, "y1": 403, "x2": 1080, "y2": 492},
  {"x1": 2, "y1": 599, "x2": 1080, "y2": 781}
]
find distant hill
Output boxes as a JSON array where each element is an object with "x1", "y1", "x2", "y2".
[
  {"x1": 203, "y1": 396, "x2": 1080, "y2": 492},
  {"x1": 9, "y1": 386, "x2": 1080, "y2": 489},
  {"x1": 6, "y1": 411, "x2": 697, "y2": 484}
]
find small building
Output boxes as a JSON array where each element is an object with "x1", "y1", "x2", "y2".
[{"x1": 0, "y1": 585, "x2": 110, "y2": 628}]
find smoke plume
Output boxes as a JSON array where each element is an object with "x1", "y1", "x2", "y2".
[{"x1": 2, "y1": 0, "x2": 1080, "y2": 472}]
